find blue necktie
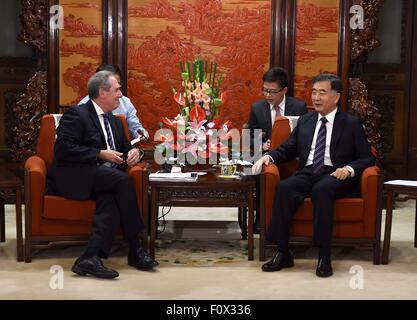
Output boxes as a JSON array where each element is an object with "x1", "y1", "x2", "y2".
[
  {"x1": 312, "y1": 117, "x2": 327, "y2": 173},
  {"x1": 102, "y1": 113, "x2": 118, "y2": 168}
]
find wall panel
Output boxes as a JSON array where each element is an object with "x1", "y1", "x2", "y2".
[
  {"x1": 127, "y1": 0, "x2": 271, "y2": 137},
  {"x1": 59, "y1": 0, "x2": 103, "y2": 105}
]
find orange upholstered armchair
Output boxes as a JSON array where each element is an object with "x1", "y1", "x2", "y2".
[
  {"x1": 259, "y1": 116, "x2": 383, "y2": 264},
  {"x1": 24, "y1": 114, "x2": 148, "y2": 262}
]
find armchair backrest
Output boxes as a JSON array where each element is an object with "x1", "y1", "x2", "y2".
[
  {"x1": 270, "y1": 116, "x2": 292, "y2": 150},
  {"x1": 269, "y1": 116, "x2": 298, "y2": 179},
  {"x1": 36, "y1": 114, "x2": 130, "y2": 168}
]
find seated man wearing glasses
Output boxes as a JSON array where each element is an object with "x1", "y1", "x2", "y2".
[
  {"x1": 248, "y1": 67, "x2": 308, "y2": 153},
  {"x1": 247, "y1": 67, "x2": 307, "y2": 234}
]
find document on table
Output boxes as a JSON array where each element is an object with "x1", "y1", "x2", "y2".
[
  {"x1": 149, "y1": 172, "x2": 198, "y2": 182},
  {"x1": 384, "y1": 180, "x2": 417, "y2": 187}
]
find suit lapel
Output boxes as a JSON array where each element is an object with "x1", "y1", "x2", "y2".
[
  {"x1": 261, "y1": 100, "x2": 272, "y2": 131},
  {"x1": 330, "y1": 108, "x2": 346, "y2": 157},
  {"x1": 284, "y1": 96, "x2": 293, "y2": 116},
  {"x1": 303, "y1": 112, "x2": 318, "y2": 158},
  {"x1": 87, "y1": 100, "x2": 106, "y2": 144}
]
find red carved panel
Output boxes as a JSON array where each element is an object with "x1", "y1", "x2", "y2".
[
  {"x1": 127, "y1": 0, "x2": 270, "y2": 138},
  {"x1": 59, "y1": 0, "x2": 103, "y2": 105},
  {"x1": 294, "y1": 0, "x2": 339, "y2": 106}
]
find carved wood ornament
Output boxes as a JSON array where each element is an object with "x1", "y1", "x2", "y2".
[
  {"x1": 11, "y1": 71, "x2": 48, "y2": 161},
  {"x1": 349, "y1": 78, "x2": 383, "y2": 164},
  {"x1": 351, "y1": 0, "x2": 385, "y2": 60},
  {"x1": 18, "y1": 0, "x2": 47, "y2": 53}
]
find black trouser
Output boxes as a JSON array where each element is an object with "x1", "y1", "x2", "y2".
[
  {"x1": 266, "y1": 166, "x2": 357, "y2": 254},
  {"x1": 88, "y1": 165, "x2": 144, "y2": 257}
]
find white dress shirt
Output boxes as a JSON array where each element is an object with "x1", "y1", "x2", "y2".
[
  {"x1": 270, "y1": 95, "x2": 286, "y2": 123},
  {"x1": 306, "y1": 108, "x2": 337, "y2": 167}
]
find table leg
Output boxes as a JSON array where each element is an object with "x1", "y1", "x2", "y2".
[
  {"x1": 0, "y1": 197, "x2": 5, "y2": 242},
  {"x1": 242, "y1": 207, "x2": 247, "y2": 240},
  {"x1": 15, "y1": 187, "x2": 23, "y2": 262},
  {"x1": 382, "y1": 191, "x2": 394, "y2": 264},
  {"x1": 150, "y1": 189, "x2": 157, "y2": 259},
  {"x1": 247, "y1": 190, "x2": 254, "y2": 261},
  {"x1": 414, "y1": 199, "x2": 417, "y2": 248}
]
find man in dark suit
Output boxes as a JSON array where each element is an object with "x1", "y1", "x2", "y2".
[
  {"x1": 247, "y1": 67, "x2": 308, "y2": 153},
  {"x1": 252, "y1": 74, "x2": 375, "y2": 277},
  {"x1": 248, "y1": 67, "x2": 307, "y2": 233},
  {"x1": 47, "y1": 71, "x2": 158, "y2": 279}
]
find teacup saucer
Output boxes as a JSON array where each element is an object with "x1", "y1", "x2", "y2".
[{"x1": 218, "y1": 175, "x2": 240, "y2": 179}]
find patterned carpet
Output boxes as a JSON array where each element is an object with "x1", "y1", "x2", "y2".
[{"x1": 155, "y1": 239, "x2": 248, "y2": 266}]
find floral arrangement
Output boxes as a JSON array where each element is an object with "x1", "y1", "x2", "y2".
[{"x1": 157, "y1": 59, "x2": 231, "y2": 165}]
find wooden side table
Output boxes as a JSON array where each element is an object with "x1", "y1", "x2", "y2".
[
  {"x1": 382, "y1": 182, "x2": 417, "y2": 264},
  {"x1": 0, "y1": 168, "x2": 24, "y2": 262}
]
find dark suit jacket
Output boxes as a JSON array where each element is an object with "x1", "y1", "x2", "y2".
[
  {"x1": 247, "y1": 96, "x2": 308, "y2": 143},
  {"x1": 268, "y1": 108, "x2": 375, "y2": 177},
  {"x1": 47, "y1": 100, "x2": 133, "y2": 200}
]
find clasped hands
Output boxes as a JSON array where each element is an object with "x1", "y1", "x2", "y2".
[
  {"x1": 99, "y1": 148, "x2": 140, "y2": 167},
  {"x1": 252, "y1": 155, "x2": 351, "y2": 180}
]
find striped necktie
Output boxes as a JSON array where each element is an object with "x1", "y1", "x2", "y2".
[
  {"x1": 102, "y1": 113, "x2": 119, "y2": 168},
  {"x1": 102, "y1": 113, "x2": 115, "y2": 150},
  {"x1": 274, "y1": 105, "x2": 281, "y2": 120},
  {"x1": 312, "y1": 117, "x2": 327, "y2": 173}
]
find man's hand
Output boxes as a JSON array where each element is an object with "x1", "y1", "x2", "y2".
[
  {"x1": 330, "y1": 167, "x2": 351, "y2": 180},
  {"x1": 126, "y1": 148, "x2": 140, "y2": 167},
  {"x1": 252, "y1": 155, "x2": 273, "y2": 174},
  {"x1": 262, "y1": 139, "x2": 271, "y2": 151},
  {"x1": 99, "y1": 150, "x2": 124, "y2": 165}
]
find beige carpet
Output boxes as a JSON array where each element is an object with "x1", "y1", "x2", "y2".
[{"x1": 1, "y1": 201, "x2": 417, "y2": 300}]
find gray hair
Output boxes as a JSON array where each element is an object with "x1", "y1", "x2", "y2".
[{"x1": 87, "y1": 70, "x2": 115, "y2": 99}]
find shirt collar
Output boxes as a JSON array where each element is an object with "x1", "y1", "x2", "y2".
[
  {"x1": 318, "y1": 107, "x2": 337, "y2": 125},
  {"x1": 269, "y1": 95, "x2": 286, "y2": 110},
  {"x1": 91, "y1": 100, "x2": 106, "y2": 117}
]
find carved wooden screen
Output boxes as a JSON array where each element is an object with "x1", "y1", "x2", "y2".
[
  {"x1": 126, "y1": 0, "x2": 271, "y2": 138},
  {"x1": 58, "y1": 0, "x2": 103, "y2": 105}
]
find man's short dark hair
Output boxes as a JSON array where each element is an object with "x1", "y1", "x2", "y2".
[
  {"x1": 262, "y1": 67, "x2": 289, "y2": 89},
  {"x1": 96, "y1": 64, "x2": 122, "y2": 78},
  {"x1": 312, "y1": 73, "x2": 342, "y2": 94}
]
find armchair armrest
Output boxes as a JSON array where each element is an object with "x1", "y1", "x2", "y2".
[
  {"x1": 261, "y1": 164, "x2": 281, "y2": 229},
  {"x1": 360, "y1": 166, "x2": 383, "y2": 238},
  {"x1": 24, "y1": 156, "x2": 48, "y2": 234},
  {"x1": 127, "y1": 163, "x2": 147, "y2": 218},
  {"x1": 25, "y1": 155, "x2": 47, "y2": 199},
  {"x1": 360, "y1": 166, "x2": 380, "y2": 198}
]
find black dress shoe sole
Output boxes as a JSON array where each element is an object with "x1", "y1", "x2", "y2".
[
  {"x1": 316, "y1": 270, "x2": 333, "y2": 278},
  {"x1": 128, "y1": 261, "x2": 159, "y2": 271},
  {"x1": 261, "y1": 261, "x2": 294, "y2": 272},
  {"x1": 72, "y1": 266, "x2": 119, "y2": 279}
]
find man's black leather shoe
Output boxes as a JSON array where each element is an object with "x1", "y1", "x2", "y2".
[
  {"x1": 71, "y1": 256, "x2": 119, "y2": 279},
  {"x1": 128, "y1": 247, "x2": 159, "y2": 270},
  {"x1": 261, "y1": 250, "x2": 294, "y2": 272},
  {"x1": 316, "y1": 256, "x2": 333, "y2": 278}
]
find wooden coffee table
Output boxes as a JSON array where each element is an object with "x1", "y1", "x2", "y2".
[
  {"x1": 0, "y1": 167, "x2": 24, "y2": 261},
  {"x1": 148, "y1": 170, "x2": 256, "y2": 260}
]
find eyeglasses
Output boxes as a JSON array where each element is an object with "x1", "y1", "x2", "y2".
[{"x1": 262, "y1": 87, "x2": 284, "y2": 95}]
